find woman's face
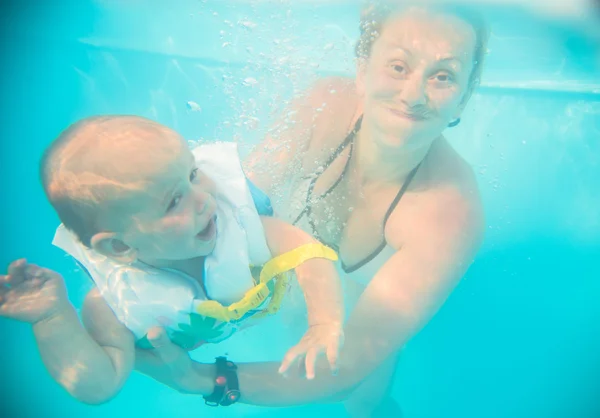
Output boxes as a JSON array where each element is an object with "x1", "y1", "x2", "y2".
[{"x1": 357, "y1": 8, "x2": 477, "y2": 148}]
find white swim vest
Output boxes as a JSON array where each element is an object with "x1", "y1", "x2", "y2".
[{"x1": 52, "y1": 142, "x2": 277, "y2": 349}]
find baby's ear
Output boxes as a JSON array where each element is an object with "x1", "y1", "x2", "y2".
[{"x1": 90, "y1": 232, "x2": 137, "y2": 264}]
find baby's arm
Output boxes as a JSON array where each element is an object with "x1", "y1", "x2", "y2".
[
  {"x1": 0, "y1": 260, "x2": 135, "y2": 404},
  {"x1": 260, "y1": 216, "x2": 344, "y2": 378}
]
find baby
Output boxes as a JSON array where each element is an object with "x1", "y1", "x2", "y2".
[{"x1": 0, "y1": 115, "x2": 344, "y2": 405}]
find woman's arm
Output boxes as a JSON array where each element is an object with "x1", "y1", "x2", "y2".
[
  {"x1": 231, "y1": 188, "x2": 485, "y2": 405},
  {"x1": 136, "y1": 188, "x2": 484, "y2": 406}
]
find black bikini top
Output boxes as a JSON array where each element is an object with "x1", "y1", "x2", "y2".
[{"x1": 292, "y1": 116, "x2": 422, "y2": 273}]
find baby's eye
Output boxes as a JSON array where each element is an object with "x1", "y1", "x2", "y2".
[
  {"x1": 167, "y1": 195, "x2": 181, "y2": 212},
  {"x1": 190, "y1": 168, "x2": 199, "y2": 182}
]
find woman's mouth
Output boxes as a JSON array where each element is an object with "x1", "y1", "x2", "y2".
[
  {"x1": 196, "y1": 216, "x2": 217, "y2": 241},
  {"x1": 387, "y1": 107, "x2": 427, "y2": 121}
]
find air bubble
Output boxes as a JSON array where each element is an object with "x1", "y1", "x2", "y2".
[
  {"x1": 239, "y1": 20, "x2": 257, "y2": 30},
  {"x1": 243, "y1": 77, "x2": 258, "y2": 87},
  {"x1": 186, "y1": 101, "x2": 202, "y2": 112}
]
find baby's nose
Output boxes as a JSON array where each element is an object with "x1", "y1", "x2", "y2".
[{"x1": 193, "y1": 191, "x2": 209, "y2": 214}]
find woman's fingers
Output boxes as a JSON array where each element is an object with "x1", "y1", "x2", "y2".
[
  {"x1": 279, "y1": 346, "x2": 303, "y2": 376},
  {"x1": 304, "y1": 348, "x2": 319, "y2": 380},
  {"x1": 326, "y1": 339, "x2": 340, "y2": 375}
]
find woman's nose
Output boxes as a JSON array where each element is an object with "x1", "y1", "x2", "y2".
[{"x1": 398, "y1": 74, "x2": 427, "y2": 107}]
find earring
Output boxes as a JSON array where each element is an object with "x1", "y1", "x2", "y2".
[{"x1": 448, "y1": 118, "x2": 461, "y2": 128}]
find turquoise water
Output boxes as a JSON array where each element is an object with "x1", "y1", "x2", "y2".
[{"x1": 1, "y1": 1, "x2": 599, "y2": 417}]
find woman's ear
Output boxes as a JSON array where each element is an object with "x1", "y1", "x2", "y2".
[{"x1": 90, "y1": 232, "x2": 138, "y2": 264}]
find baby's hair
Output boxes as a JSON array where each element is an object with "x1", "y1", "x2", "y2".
[{"x1": 40, "y1": 115, "x2": 177, "y2": 246}]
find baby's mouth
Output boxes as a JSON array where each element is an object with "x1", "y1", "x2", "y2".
[{"x1": 196, "y1": 216, "x2": 217, "y2": 241}]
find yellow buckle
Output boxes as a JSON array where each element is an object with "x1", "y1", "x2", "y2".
[{"x1": 195, "y1": 243, "x2": 338, "y2": 322}]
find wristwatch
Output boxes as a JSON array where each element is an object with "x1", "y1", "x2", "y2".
[{"x1": 203, "y1": 357, "x2": 240, "y2": 407}]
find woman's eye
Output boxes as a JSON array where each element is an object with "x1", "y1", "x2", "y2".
[
  {"x1": 434, "y1": 73, "x2": 454, "y2": 83},
  {"x1": 392, "y1": 64, "x2": 406, "y2": 73},
  {"x1": 190, "y1": 168, "x2": 199, "y2": 182},
  {"x1": 167, "y1": 195, "x2": 181, "y2": 212}
]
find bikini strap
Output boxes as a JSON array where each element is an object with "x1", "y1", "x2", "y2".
[
  {"x1": 343, "y1": 161, "x2": 422, "y2": 274},
  {"x1": 382, "y1": 162, "x2": 421, "y2": 227},
  {"x1": 316, "y1": 115, "x2": 363, "y2": 174},
  {"x1": 292, "y1": 115, "x2": 362, "y2": 232}
]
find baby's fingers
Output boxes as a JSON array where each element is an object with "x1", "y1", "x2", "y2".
[
  {"x1": 0, "y1": 286, "x2": 8, "y2": 308},
  {"x1": 4, "y1": 259, "x2": 27, "y2": 287},
  {"x1": 147, "y1": 327, "x2": 185, "y2": 367},
  {"x1": 7, "y1": 259, "x2": 26, "y2": 276}
]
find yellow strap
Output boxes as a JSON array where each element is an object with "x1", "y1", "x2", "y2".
[
  {"x1": 195, "y1": 243, "x2": 338, "y2": 322},
  {"x1": 258, "y1": 243, "x2": 338, "y2": 285}
]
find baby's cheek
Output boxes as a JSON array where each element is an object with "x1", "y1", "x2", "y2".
[{"x1": 162, "y1": 214, "x2": 193, "y2": 236}]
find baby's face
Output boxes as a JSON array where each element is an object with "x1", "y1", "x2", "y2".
[{"x1": 116, "y1": 137, "x2": 218, "y2": 262}]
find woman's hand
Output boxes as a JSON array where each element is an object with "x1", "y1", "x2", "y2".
[{"x1": 278, "y1": 323, "x2": 344, "y2": 380}]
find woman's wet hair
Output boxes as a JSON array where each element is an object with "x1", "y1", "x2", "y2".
[{"x1": 355, "y1": 1, "x2": 490, "y2": 99}]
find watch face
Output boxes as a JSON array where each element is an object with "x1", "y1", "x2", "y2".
[{"x1": 225, "y1": 389, "x2": 241, "y2": 402}]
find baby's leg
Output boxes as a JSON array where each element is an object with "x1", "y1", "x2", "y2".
[{"x1": 343, "y1": 352, "x2": 402, "y2": 418}]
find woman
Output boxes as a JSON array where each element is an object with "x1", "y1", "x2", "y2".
[{"x1": 135, "y1": 2, "x2": 490, "y2": 414}]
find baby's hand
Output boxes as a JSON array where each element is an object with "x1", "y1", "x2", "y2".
[
  {"x1": 0, "y1": 259, "x2": 69, "y2": 324},
  {"x1": 278, "y1": 323, "x2": 344, "y2": 379}
]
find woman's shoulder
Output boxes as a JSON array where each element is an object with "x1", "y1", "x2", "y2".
[
  {"x1": 312, "y1": 76, "x2": 358, "y2": 96},
  {"x1": 387, "y1": 139, "x2": 484, "y2": 249},
  {"x1": 425, "y1": 138, "x2": 484, "y2": 234},
  {"x1": 303, "y1": 76, "x2": 361, "y2": 151},
  {"x1": 430, "y1": 139, "x2": 481, "y2": 198}
]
